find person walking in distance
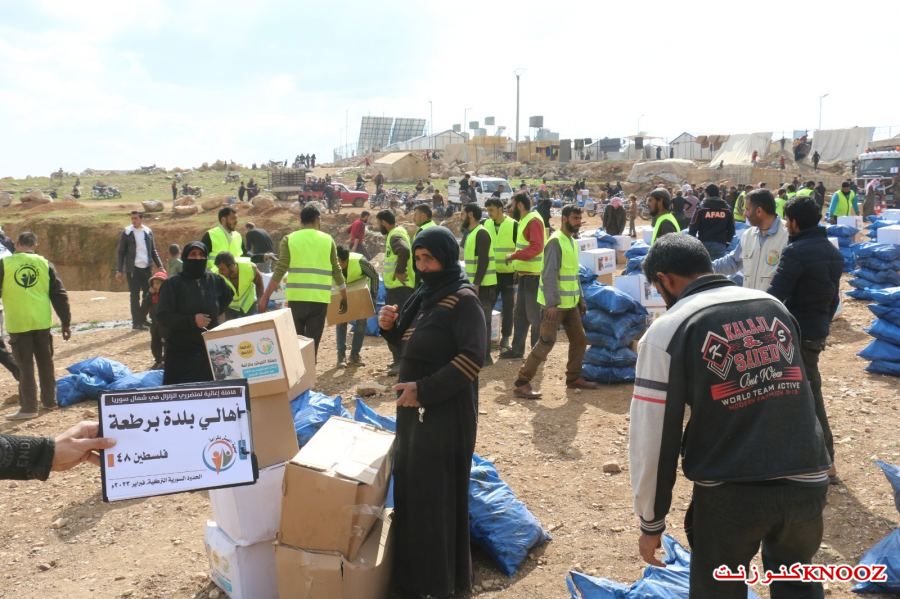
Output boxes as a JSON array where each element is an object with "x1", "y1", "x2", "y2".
[
  {"x1": 512, "y1": 206, "x2": 597, "y2": 399},
  {"x1": 462, "y1": 203, "x2": 498, "y2": 366},
  {"x1": 171, "y1": 180, "x2": 177, "y2": 202},
  {"x1": 201, "y1": 207, "x2": 247, "y2": 271},
  {"x1": 767, "y1": 196, "x2": 843, "y2": 482},
  {"x1": 258, "y1": 205, "x2": 347, "y2": 357},
  {"x1": 628, "y1": 194, "x2": 638, "y2": 237},
  {"x1": 238, "y1": 180, "x2": 246, "y2": 202},
  {"x1": 630, "y1": 234, "x2": 831, "y2": 599},
  {"x1": 347, "y1": 211, "x2": 371, "y2": 259},
  {"x1": 484, "y1": 198, "x2": 517, "y2": 352},
  {"x1": 602, "y1": 195, "x2": 627, "y2": 235},
  {"x1": 1, "y1": 232, "x2": 72, "y2": 420},
  {"x1": 116, "y1": 211, "x2": 163, "y2": 331},
  {"x1": 335, "y1": 245, "x2": 379, "y2": 368},
  {"x1": 376, "y1": 210, "x2": 414, "y2": 375},
  {"x1": 647, "y1": 189, "x2": 680, "y2": 244},
  {"x1": 500, "y1": 194, "x2": 547, "y2": 360}
]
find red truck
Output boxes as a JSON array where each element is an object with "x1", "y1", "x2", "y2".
[{"x1": 299, "y1": 181, "x2": 369, "y2": 207}]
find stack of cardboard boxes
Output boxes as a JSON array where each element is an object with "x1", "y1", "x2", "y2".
[
  {"x1": 275, "y1": 417, "x2": 396, "y2": 599},
  {"x1": 614, "y1": 274, "x2": 667, "y2": 324},
  {"x1": 201, "y1": 309, "x2": 318, "y2": 599}
]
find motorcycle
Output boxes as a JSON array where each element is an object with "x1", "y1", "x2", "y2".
[{"x1": 91, "y1": 184, "x2": 122, "y2": 199}]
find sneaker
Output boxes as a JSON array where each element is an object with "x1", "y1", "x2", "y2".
[
  {"x1": 499, "y1": 337, "x2": 511, "y2": 351},
  {"x1": 337, "y1": 360, "x2": 347, "y2": 369},
  {"x1": 499, "y1": 349, "x2": 523, "y2": 359},
  {"x1": 6, "y1": 410, "x2": 38, "y2": 421},
  {"x1": 40, "y1": 403, "x2": 57, "y2": 412},
  {"x1": 348, "y1": 355, "x2": 365, "y2": 366},
  {"x1": 132, "y1": 324, "x2": 147, "y2": 331}
]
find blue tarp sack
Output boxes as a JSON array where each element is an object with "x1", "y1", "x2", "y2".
[
  {"x1": 852, "y1": 268, "x2": 900, "y2": 285},
  {"x1": 56, "y1": 375, "x2": 83, "y2": 407},
  {"x1": 353, "y1": 398, "x2": 396, "y2": 508},
  {"x1": 869, "y1": 304, "x2": 900, "y2": 326},
  {"x1": 582, "y1": 363, "x2": 635, "y2": 384},
  {"x1": 867, "y1": 360, "x2": 900, "y2": 377},
  {"x1": 594, "y1": 232, "x2": 618, "y2": 249},
  {"x1": 582, "y1": 283, "x2": 646, "y2": 315},
  {"x1": 847, "y1": 288, "x2": 877, "y2": 301},
  {"x1": 67, "y1": 357, "x2": 131, "y2": 381},
  {"x1": 876, "y1": 460, "x2": 900, "y2": 513},
  {"x1": 584, "y1": 346, "x2": 638, "y2": 367},
  {"x1": 377, "y1": 276, "x2": 386, "y2": 304},
  {"x1": 625, "y1": 257, "x2": 645, "y2": 275},
  {"x1": 583, "y1": 309, "x2": 647, "y2": 340},
  {"x1": 469, "y1": 454, "x2": 550, "y2": 576},
  {"x1": 869, "y1": 287, "x2": 900, "y2": 307},
  {"x1": 624, "y1": 242, "x2": 649, "y2": 259},
  {"x1": 106, "y1": 370, "x2": 164, "y2": 392},
  {"x1": 839, "y1": 247, "x2": 857, "y2": 272},
  {"x1": 290, "y1": 390, "x2": 350, "y2": 446},
  {"x1": 849, "y1": 278, "x2": 893, "y2": 291},
  {"x1": 851, "y1": 461, "x2": 900, "y2": 594},
  {"x1": 858, "y1": 256, "x2": 900, "y2": 272},
  {"x1": 826, "y1": 224, "x2": 859, "y2": 237},
  {"x1": 566, "y1": 535, "x2": 760, "y2": 599},
  {"x1": 585, "y1": 330, "x2": 630, "y2": 351},
  {"x1": 580, "y1": 265, "x2": 598, "y2": 286},
  {"x1": 854, "y1": 242, "x2": 900, "y2": 262},
  {"x1": 858, "y1": 339, "x2": 900, "y2": 363},
  {"x1": 866, "y1": 319, "x2": 900, "y2": 346},
  {"x1": 366, "y1": 303, "x2": 384, "y2": 336}
]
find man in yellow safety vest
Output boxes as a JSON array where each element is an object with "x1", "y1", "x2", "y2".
[
  {"x1": 413, "y1": 204, "x2": 435, "y2": 240},
  {"x1": 335, "y1": 245, "x2": 379, "y2": 368},
  {"x1": 0, "y1": 232, "x2": 72, "y2": 420},
  {"x1": 484, "y1": 197, "x2": 517, "y2": 351},
  {"x1": 513, "y1": 206, "x2": 597, "y2": 399},
  {"x1": 376, "y1": 209, "x2": 414, "y2": 375},
  {"x1": 463, "y1": 203, "x2": 498, "y2": 366},
  {"x1": 648, "y1": 188, "x2": 680, "y2": 244},
  {"x1": 258, "y1": 205, "x2": 346, "y2": 357},
  {"x1": 201, "y1": 206, "x2": 247, "y2": 271},
  {"x1": 215, "y1": 252, "x2": 264, "y2": 320},
  {"x1": 827, "y1": 180, "x2": 859, "y2": 223}
]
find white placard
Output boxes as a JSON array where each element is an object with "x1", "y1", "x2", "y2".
[
  {"x1": 100, "y1": 382, "x2": 257, "y2": 502},
  {"x1": 207, "y1": 329, "x2": 286, "y2": 383}
]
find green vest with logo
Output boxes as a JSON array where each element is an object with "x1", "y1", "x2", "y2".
[
  {"x1": 207, "y1": 226, "x2": 245, "y2": 270},
  {"x1": 464, "y1": 224, "x2": 497, "y2": 287},
  {"x1": 384, "y1": 227, "x2": 414, "y2": 289},
  {"x1": 651, "y1": 213, "x2": 681, "y2": 244},
  {"x1": 488, "y1": 216, "x2": 516, "y2": 274},
  {"x1": 2, "y1": 253, "x2": 52, "y2": 334},
  {"x1": 220, "y1": 261, "x2": 257, "y2": 314},
  {"x1": 537, "y1": 231, "x2": 580, "y2": 309},
  {"x1": 285, "y1": 229, "x2": 334, "y2": 303},
  {"x1": 513, "y1": 211, "x2": 547, "y2": 274}
]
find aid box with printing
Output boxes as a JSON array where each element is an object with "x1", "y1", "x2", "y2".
[
  {"x1": 576, "y1": 235, "x2": 598, "y2": 253},
  {"x1": 490, "y1": 309, "x2": 501, "y2": 343},
  {"x1": 877, "y1": 224, "x2": 900, "y2": 245},
  {"x1": 278, "y1": 417, "x2": 395, "y2": 561},
  {"x1": 613, "y1": 235, "x2": 632, "y2": 251},
  {"x1": 203, "y1": 309, "x2": 305, "y2": 397},
  {"x1": 326, "y1": 279, "x2": 376, "y2": 326},
  {"x1": 275, "y1": 509, "x2": 394, "y2": 599},
  {"x1": 614, "y1": 274, "x2": 666, "y2": 308},
  {"x1": 836, "y1": 215, "x2": 864, "y2": 230},
  {"x1": 261, "y1": 273, "x2": 287, "y2": 309},
  {"x1": 578, "y1": 248, "x2": 616, "y2": 276},
  {"x1": 210, "y1": 462, "x2": 286, "y2": 546},
  {"x1": 205, "y1": 521, "x2": 277, "y2": 599},
  {"x1": 638, "y1": 225, "x2": 654, "y2": 245}
]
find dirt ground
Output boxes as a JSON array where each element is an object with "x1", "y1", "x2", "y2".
[{"x1": 1, "y1": 246, "x2": 898, "y2": 598}]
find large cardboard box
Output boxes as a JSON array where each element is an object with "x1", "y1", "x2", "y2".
[
  {"x1": 638, "y1": 225, "x2": 654, "y2": 245},
  {"x1": 576, "y1": 235, "x2": 598, "y2": 253},
  {"x1": 203, "y1": 309, "x2": 305, "y2": 397},
  {"x1": 275, "y1": 510, "x2": 394, "y2": 599},
  {"x1": 296, "y1": 336, "x2": 317, "y2": 393},
  {"x1": 837, "y1": 215, "x2": 864, "y2": 230},
  {"x1": 210, "y1": 462, "x2": 286, "y2": 546},
  {"x1": 278, "y1": 418, "x2": 394, "y2": 560},
  {"x1": 205, "y1": 522, "x2": 278, "y2": 599},
  {"x1": 877, "y1": 224, "x2": 900, "y2": 245},
  {"x1": 250, "y1": 385, "x2": 302, "y2": 468},
  {"x1": 578, "y1": 248, "x2": 616, "y2": 276},
  {"x1": 613, "y1": 235, "x2": 633, "y2": 252},
  {"x1": 615, "y1": 274, "x2": 666, "y2": 308},
  {"x1": 881, "y1": 208, "x2": 900, "y2": 221},
  {"x1": 326, "y1": 279, "x2": 376, "y2": 326},
  {"x1": 261, "y1": 273, "x2": 287, "y2": 309}
]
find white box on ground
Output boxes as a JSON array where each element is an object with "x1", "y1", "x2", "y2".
[
  {"x1": 876, "y1": 225, "x2": 900, "y2": 245},
  {"x1": 613, "y1": 235, "x2": 633, "y2": 251},
  {"x1": 828, "y1": 237, "x2": 839, "y2": 249},
  {"x1": 614, "y1": 274, "x2": 666, "y2": 308},
  {"x1": 576, "y1": 235, "x2": 598, "y2": 253},
  {"x1": 837, "y1": 215, "x2": 864, "y2": 230},
  {"x1": 578, "y1": 248, "x2": 616, "y2": 276},
  {"x1": 205, "y1": 522, "x2": 278, "y2": 599},
  {"x1": 210, "y1": 462, "x2": 286, "y2": 546},
  {"x1": 261, "y1": 273, "x2": 286, "y2": 306},
  {"x1": 638, "y1": 226, "x2": 654, "y2": 245},
  {"x1": 881, "y1": 209, "x2": 900, "y2": 221},
  {"x1": 490, "y1": 310, "x2": 501, "y2": 342}
]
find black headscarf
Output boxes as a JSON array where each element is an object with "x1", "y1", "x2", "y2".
[
  {"x1": 395, "y1": 226, "x2": 472, "y2": 334},
  {"x1": 181, "y1": 241, "x2": 208, "y2": 280}
]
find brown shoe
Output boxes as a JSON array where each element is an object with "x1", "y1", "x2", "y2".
[
  {"x1": 567, "y1": 378, "x2": 599, "y2": 390},
  {"x1": 513, "y1": 383, "x2": 541, "y2": 400}
]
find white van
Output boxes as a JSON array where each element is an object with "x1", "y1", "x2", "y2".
[{"x1": 448, "y1": 176, "x2": 513, "y2": 207}]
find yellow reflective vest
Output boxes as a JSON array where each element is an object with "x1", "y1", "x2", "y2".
[
  {"x1": 2, "y1": 253, "x2": 52, "y2": 334},
  {"x1": 384, "y1": 226, "x2": 414, "y2": 289},
  {"x1": 464, "y1": 224, "x2": 497, "y2": 287},
  {"x1": 219, "y1": 261, "x2": 257, "y2": 314},
  {"x1": 285, "y1": 229, "x2": 335, "y2": 303},
  {"x1": 513, "y1": 211, "x2": 547, "y2": 274},
  {"x1": 537, "y1": 231, "x2": 580, "y2": 309},
  {"x1": 488, "y1": 216, "x2": 516, "y2": 274}
]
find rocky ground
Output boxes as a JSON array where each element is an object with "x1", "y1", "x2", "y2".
[{"x1": 0, "y1": 279, "x2": 897, "y2": 598}]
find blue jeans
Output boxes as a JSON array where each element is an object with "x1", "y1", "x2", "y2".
[
  {"x1": 336, "y1": 319, "x2": 367, "y2": 359},
  {"x1": 702, "y1": 241, "x2": 728, "y2": 260}
]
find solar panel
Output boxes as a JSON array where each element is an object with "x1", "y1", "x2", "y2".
[
  {"x1": 390, "y1": 118, "x2": 426, "y2": 145},
  {"x1": 358, "y1": 117, "x2": 394, "y2": 153}
]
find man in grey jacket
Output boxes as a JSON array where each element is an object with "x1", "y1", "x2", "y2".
[{"x1": 116, "y1": 211, "x2": 162, "y2": 330}]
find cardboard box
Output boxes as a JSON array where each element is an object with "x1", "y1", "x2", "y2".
[
  {"x1": 278, "y1": 418, "x2": 394, "y2": 560},
  {"x1": 614, "y1": 274, "x2": 666, "y2": 308},
  {"x1": 490, "y1": 309, "x2": 501, "y2": 342},
  {"x1": 828, "y1": 237, "x2": 840, "y2": 249},
  {"x1": 296, "y1": 336, "x2": 316, "y2": 393},
  {"x1": 205, "y1": 522, "x2": 278, "y2": 599},
  {"x1": 211, "y1": 462, "x2": 286, "y2": 546},
  {"x1": 261, "y1": 273, "x2": 287, "y2": 309},
  {"x1": 877, "y1": 224, "x2": 900, "y2": 245},
  {"x1": 597, "y1": 272, "x2": 614, "y2": 286},
  {"x1": 616, "y1": 250, "x2": 627, "y2": 265},
  {"x1": 837, "y1": 215, "x2": 864, "y2": 231},
  {"x1": 881, "y1": 209, "x2": 900, "y2": 221},
  {"x1": 579, "y1": 248, "x2": 616, "y2": 276},
  {"x1": 638, "y1": 226, "x2": 654, "y2": 245},
  {"x1": 251, "y1": 385, "x2": 302, "y2": 468},
  {"x1": 204, "y1": 309, "x2": 305, "y2": 397},
  {"x1": 576, "y1": 235, "x2": 598, "y2": 253},
  {"x1": 613, "y1": 235, "x2": 633, "y2": 251},
  {"x1": 326, "y1": 279, "x2": 376, "y2": 326},
  {"x1": 275, "y1": 509, "x2": 394, "y2": 599}
]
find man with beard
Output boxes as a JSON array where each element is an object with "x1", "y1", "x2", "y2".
[
  {"x1": 462, "y1": 203, "x2": 498, "y2": 366},
  {"x1": 484, "y1": 198, "x2": 517, "y2": 351},
  {"x1": 376, "y1": 209, "x2": 414, "y2": 375},
  {"x1": 513, "y1": 205, "x2": 597, "y2": 399},
  {"x1": 648, "y1": 188, "x2": 680, "y2": 244},
  {"x1": 201, "y1": 207, "x2": 247, "y2": 271},
  {"x1": 156, "y1": 242, "x2": 234, "y2": 385}
]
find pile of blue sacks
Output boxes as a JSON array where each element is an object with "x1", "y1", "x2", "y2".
[
  {"x1": 56, "y1": 357, "x2": 163, "y2": 407},
  {"x1": 846, "y1": 243, "x2": 900, "y2": 302},
  {"x1": 852, "y1": 460, "x2": 900, "y2": 594},
  {"x1": 827, "y1": 224, "x2": 859, "y2": 272},
  {"x1": 857, "y1": 285, "x2": 900, "y2": 377},
  {"x1": 365, "y1": 276, "x2": 387, "y2": 337},
  {"x1": 623, "y1": 241, "x2": 649, "y2": 276},
  {"x1": 579, "y1": 265, "x2": 647, "y2": 384},
  {"x1": 865, "y1": 215, "x2": 899, "y2": 241},
  {"x1": 590, "y1": 230, "x2": 619, "y2": 251}
]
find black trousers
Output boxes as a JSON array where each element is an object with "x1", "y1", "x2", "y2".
[
  {"x1": 686, "y1": 483, "x2": 827, "y2": 599},
  {"x1": 495, "y1": 273, "x2": 516, "y2": 341},
  {"x1": 149, "y1": 320, "x2": 164, "y2": 364},
  {"x1": 127, "y1": 267, "x2": 152, "y2": 327},
  {"x1": 477, "y1": 285, "x2": 498, "y2": 364},
  {"x1": 384, "y1": 286, "x2": 414, "y2": 364},
  {"x1": 0, "y1": 338, "x2": 20, "y2": 381},
  {"x1": 288, "y1": 301, "x2": 328, "y2": 359},
  {"x1": 801, "y1": 339, "x2": 834, "y2": 461}
]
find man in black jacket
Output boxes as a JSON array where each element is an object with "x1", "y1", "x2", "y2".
[
  {"x1": 0, "y1": 421, "x2": 115, "y2": 480},
  {"x1": 688, "y1": 184, "x2": 735, "y2": 260},
  {"x1": 630, "y1": 234, "x2": 830, "y2": 599},
  {"x1": 767, "y1": 196, "x2": 843, "y2": 481},
  {"x1": 116, "y1": 211, "x2": 162, "y2": 330}
]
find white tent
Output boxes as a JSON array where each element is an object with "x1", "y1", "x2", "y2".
[
  {"x1": 709, "y1": 132, "x2": 773, "y2": 166},
  {"x1": 671, "y1": 132, "x2": 707, "y2": 160},
  {"x1": 811, "y1": 127, "x2": 875, "y2": 162}
]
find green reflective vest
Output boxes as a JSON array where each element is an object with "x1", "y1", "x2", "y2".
[
  {"x1": 207, "y1": 226, "x2": 245, "y2": 270},
  {"x1": 834, "y1": 190, "x2": 856, "y2": 216},
  {"x1": 464, "y1": 224, "x2": 497, "y2": 287},
  {"x1": 733, "y1": 192, "x2": 746, "y2": 222},
  {"x1": 384, "y1": 226, "x2": 414, "y2": 289},
  {"x1": 488, "y1": 216, "x2": 516, "y2": 274},
  {"x1": 513, "y1": 211, "x2": 547, "y2": 274},
  {"x1": 775, "y1": 197, "x2": 786, "y2": 218},
  {"x1": 414, "y1": 220, "x2": 434, "y2": 239},
  {"x1": 537, "y1": 231, "x2": 580, "y2": 309},
  {"x1": 286, "y1": 229, "x2": 334, "y2": 303},
  {"x1": 219, "y1": 261, "x2": 256, "y2": 314},
  {"x1": 346, "y1": 252, "x2": 364, "y2": 284},
  {"x1": 2, "y1": 253, "x2": 52, "y2": 334},
  {"x1": 651, "y1": 213, "x2": 681, "y2": 244},
  {"x1": 796, "y1": 188, "x2": 814, "y2": 198}
]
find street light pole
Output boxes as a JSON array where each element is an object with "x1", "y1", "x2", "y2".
[
  {"x1": 427, "y1": 99, "x2": 433, "y2": 154},
  {"x1": 515, "y1": 72, "x2": 521, "y2": 157},
  {"x1": 818, "y1": 93, "x2": 829, "y2": 130}
]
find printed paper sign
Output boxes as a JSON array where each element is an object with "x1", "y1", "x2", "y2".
[
  {"x1": 99, "y1": 382, "x2": 257, "y2": 502},
  {"x1": 206, "y1": 329, "x2": 285, "y2": 383}
]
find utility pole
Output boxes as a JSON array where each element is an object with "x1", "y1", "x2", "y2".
[
  {"x1": 818, "y1": 93, "x2": 829, "y2": 130},
  {"x1": 428, "y1": 99, "x2": 433, "y2": 154},
  {"x1": 514, "y1": 69, "x2": 523, "y2": 157}
]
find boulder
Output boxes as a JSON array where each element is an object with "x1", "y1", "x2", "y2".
[
  {"x1": 201, "y1": 195, "x2": 228, "y2": 211},
  {"x1": 0, "y1": 191, "x2": 12, "y2": 207},
  {"x1": 251, "y1": 195, "x2": 275, "y2": 210},
  {"x1": 141, "y1": 200, "x2": 164, "y2": 213},
  {"x1": 174, "y1": 205, "x2": 199, "y2": 216},
  {"x1": 174, "y1": 195, "x2": 196, "y2": 207},
  {"x1": 20, "y1": 190, "x2": 52, "y2": 204}
]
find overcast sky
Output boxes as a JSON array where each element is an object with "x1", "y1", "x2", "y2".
[{"x1": 1, "y1": 0, "x2": 897, "y2": 177}]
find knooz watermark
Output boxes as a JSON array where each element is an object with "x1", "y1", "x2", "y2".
[{"x1": 712, "y1": 563, "x2": 888, "y2": 586}]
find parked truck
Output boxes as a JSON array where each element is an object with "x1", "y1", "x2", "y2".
[{"x1": 856, "y1": 150, "x2": 900, "y2": 208}]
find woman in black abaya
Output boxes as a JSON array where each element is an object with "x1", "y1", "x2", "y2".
[{"x1": 379, "y1": 226, "x2": 485, "y2": 599}]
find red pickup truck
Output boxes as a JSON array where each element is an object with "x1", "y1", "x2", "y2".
[{"x1": 299, "y1": 182, "x2": 368, "y2": 207}]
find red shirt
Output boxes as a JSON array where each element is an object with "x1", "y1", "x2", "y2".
[{"x1": 349, "y1": 219, "x2": 366, "y2": 243}]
